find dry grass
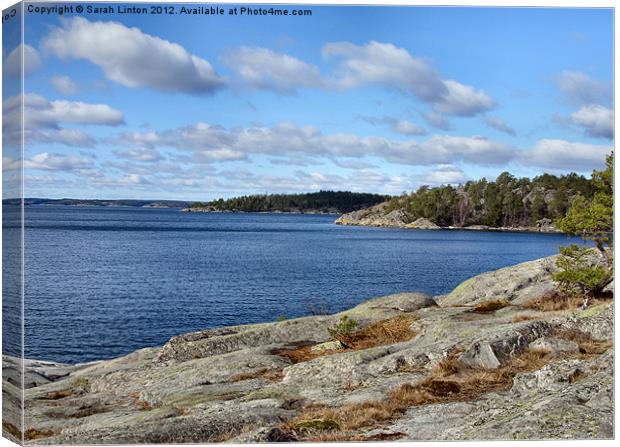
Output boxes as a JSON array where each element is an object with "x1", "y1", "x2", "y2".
[
  {"x1": 230, "y1": 368, "x2": 284, "y2": 383},
  {"x1": 276, "y1": 314, "x2": 417, "y2": 364},
  {"x1": 276, "y1": 344, "x2": 341, "y2": 364},
  {"x1": 281, "y1": 348, "x2": 555, "y2": 440},
  {"x1": 343, "y1": 314, "x2": 418, "y2": 348},
  {"x1": 45, "y1": 389, "x2": 75, "y2": 400},
  {"x1": 24, "y1": 428, "x2": 55, "y2": 441},
  {"x1": 307, "y1": 430, "x2": 406, "y2": 442},
  {"x1": 2, "y1": 422, "x2": 21, "y2": 441},
  {"x1": 522, "y1": 291, "x2": 609, "y2": 312},
  {"x1": 208, "y1": 423, "x2": 261, "y2": 443},
  {"x1": 553, "y1": 328, "x2": 613, "y2": 355},
  {"x1": 511, "y1": 313, "x2": 544, "y2": 323},
  {"x1": 470, "y1": 299, "x2": 511, "y2": 314}
]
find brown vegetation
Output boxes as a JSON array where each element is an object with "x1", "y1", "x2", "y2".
[
  {"x1": 470, "y1": 299, "x2": 511, "y2": 313},
  {"x1": 24, "y1": 428, "x2": 55, "y2": 441},
  {"x1": 552, "y1": 328, "x2": 613, "y2": 355},
  {"x1": 230, "y1": 368, "x2": 284, "y2": 383},
  {"x1": 45, "y1": 389, "x2": 76, "y2": 400},
  {"x1": 281, "y1": 348, "x2": 557, "y2": 441},
  {"x1": 2, "y1": 422, "x2": 21, "y2": 441},
  {"x1": 522, "y1": 290, "x2": 609, "y2": 312},
  {"x1": 276, "y1": 314, "x2": 418, "y2": 364}
]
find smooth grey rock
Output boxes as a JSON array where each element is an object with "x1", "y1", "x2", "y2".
[
  {"x1": 459, "y1": 342, "x2": 501, "y2": 369},
  {"x1": 530, "y1": 337, "x2": 580, "y2": 354},
  {"x1": 438, "y1": 256, "x2": 559, "y2": 307}
]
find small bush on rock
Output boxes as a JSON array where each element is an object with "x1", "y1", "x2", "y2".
[
  {"x1": 553, "y1": 245, "x2": 612, "y2": 299},
  {"x1": 328, "y1": 315, "x2": 357, "y2": 342}
]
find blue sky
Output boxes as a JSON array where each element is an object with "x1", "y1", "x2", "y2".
[{"x1": 2, "y1": 3, "x2": 614, "y2": 200}]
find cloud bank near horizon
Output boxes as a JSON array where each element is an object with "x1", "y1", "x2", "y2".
[{"x1": 4, "y1": 11, "x2": 613, "y2": 199}]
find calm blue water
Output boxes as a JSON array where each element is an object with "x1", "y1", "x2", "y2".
[{"x1": 3, "y1": 205, "x2": 586, "y2": 363}]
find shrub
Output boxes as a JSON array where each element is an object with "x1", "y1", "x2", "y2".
[
  {"x1": 553, "y1": 245, "x2": 612, "y2": 300},
  {"x1": 71, "y1": 377, "x2": 91, "y2": 392},
  {"x1": 327, "y1": 315, "x2": 357, "y2": 342}
]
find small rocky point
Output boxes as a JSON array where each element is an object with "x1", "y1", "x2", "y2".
[
  {"x1": 2, "y1": 255, "x2": 613, "y2": 443},
  {"x1": 335, "y1": 201, "x2": 560, "y2": 232}
]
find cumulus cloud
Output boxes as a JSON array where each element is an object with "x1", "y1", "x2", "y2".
[
  {"x1": 323, "y1": 41, "x2": 494, "y2": 116},
  {"x1": 556, "y1": 71, "x2": 612, "y2": 106},
  {"x1": 570, "y1": 104, "x2": 613, "y2": 139},
  {"x1": 222, "y1": 47, "x2": 325, "y2": 93},
  {"x1": 392, "y1": 120, "x2": 427, "y2": 136},
  {"x1": 225, "y1": 41, "x2": 495, "y2": 116},
  {"x1": 2, "y1": 93, "x2": 124, "y2": 148},
  {"x1": 212, "y1": 168, "x2": 419, "y2": 196},
  {"x1": 50, "y1": 75, "x2": 79, "y2": 95},
  {"x1": 323, "y1": 40, "x2": 446, "y2": 101},
  {"x1": 42, "y1": 17, "x2": 226, "y2": 94},
  {"x1": 433, "y1": 80, "x2": 495, "y2": 116},
  {"x1": 361, "y1": 115, "x2": 427, "y2": 136},
  {"x1": 29, "y1": 129, "x2": 97, "y2": 148},
  {"x1": 113, "y1": 147, "x2": 163, "y2": 162},
  {"x1": 112, "y1": 122, "x2": 515, "y2": 167},
  {"x1": 24, "y1": 152, "x2": 95, "y2": 171},
  {"x1": 3, "y1": 44, "x2": 41, "y2": 77},
  {"x1": 420, "y1": 165, "x2": 469, "y2": 185},
  {"x1": 485, "y1": 116, "x2": 516, "y2": 135},
  {"x1": 521, "y1": 139, "x2": 611, "y2": 171}
]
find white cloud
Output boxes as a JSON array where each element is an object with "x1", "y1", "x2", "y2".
[
  {"x1": 420, "y1": 165, "x2": 469, "y2": 185},
  {"x1": 2, "y1": 93, "x2": 123, "y2": 148},
  {"x1": 7, "y1": 93, "x2": 125, "y2": 128},
  {"x1": 222, "y1": 47, "x2": 325, "y2": 93},
  {"x1": 42, "y1": 17, "x2": 226, "y2": 94},
  {"x1": 485, "y1": 116, "x2": 516, "y2": 135},
  {"x1": 51, "y1": 75, "x2": 79, "y2": 95},
  {"x1": 323, "y1": 41, "x2": 494, "y2": 116},
  {"x1": 392, "y1": 120, "x2": 427, "y2": 136},
  {"x1": 24, "y1": 152, "x2": 94, "y2": 171},
  {"x1": 112, "y1": 122, "x2": 515, "y2": 167},
  {"x1": 227, "y1": 41, "x2": 495, "y2": 116},
  {"x1": 556, "y1": 71, "x2": 612, "y2": 106},
  {"x1": 360, "y1": 115, "x2": 426, "y2": 136},
  {"x1": 570, "y1": 104, "x2": 613, "y2": 139},
  {"x1": 2, "y1": 156, "x2": 21, "y2": 172},
  {"x1": 521, "y1": 139, "x2": 611, "y2": 171},
  {"x1": 113, "y1": 147, "x2": 163, "y2": 162},
  {"x1": 29, "y1": 129, "x2": 97, "y2": 148},
  {"x1": 323, "y1": 40, "x2": 446, "y2": 101},
  {"x1": 434, "y1": 80, "x2": 495, "y2": 116},
  {"x1": 3, "y1": 44, "x2": 41, "y2": 77}
]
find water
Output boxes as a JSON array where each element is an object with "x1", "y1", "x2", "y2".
[{"x1": 3, "y1": 205, "x2": 586, "y2": 364}]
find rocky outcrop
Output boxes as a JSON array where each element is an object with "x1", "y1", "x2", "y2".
[
  {"x1": 3, "y1": 256, "x2": 613, "y2": 444},
  {"x1": 335, "y1": 203, "x2": 409, "y2": 228},
  {"x1": 404, "y1": 218, "x2": 440, "y2": 229},
  {"x1": 335, "y1": 201, "x2": 561, "y2": 233}
]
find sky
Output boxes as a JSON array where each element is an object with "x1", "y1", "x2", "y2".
[{"x1": 2, "y1": 3, "x2": 614, "y2": 200}]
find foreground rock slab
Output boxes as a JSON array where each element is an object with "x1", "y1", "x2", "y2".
[{"x1": 2, "y1": 255, "x2": 613, "y2": 444}]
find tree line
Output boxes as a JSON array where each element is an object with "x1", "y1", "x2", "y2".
[
  {"x1": 384, "y1": 171, "x2": 596, "y2": 227},
  {"x1": 191, "y1": 191, "x2": 389, "y2": 213}
]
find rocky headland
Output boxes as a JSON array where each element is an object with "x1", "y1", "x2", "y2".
[
  {"x1": 335, "y1": 202, "x2": 560, "y2": 233},
  {"x1": 2, "y1": 255, "x2": 613, "y2": 444}
]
